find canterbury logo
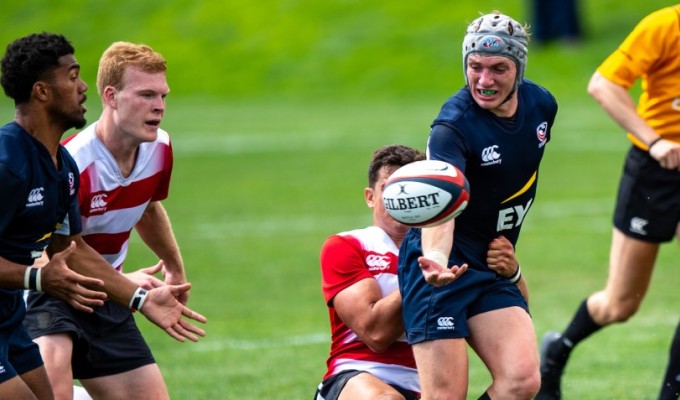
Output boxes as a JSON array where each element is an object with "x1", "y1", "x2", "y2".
[
  {"x1": 26, "y1": 188, "x2": 45, "y2": 207},
  {"x1": 481, "y1": 145, "x2": 501, "y2": 166},
  {"x1": 630, "y1": 217, "x2": 648, "y2": 236},
  {"x1": 437, "y1": 316, "x2": 455, "y2": 330},
  {"x1": 366, "y1": 254, "x2": 390, "y2": 271},
  {"x1": 90, "y1": 194, "x2": 108, "y2": 210}
]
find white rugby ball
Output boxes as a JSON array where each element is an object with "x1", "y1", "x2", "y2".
[{"x1": 383, "y1": 160, "x2": 470, "y2": 228}]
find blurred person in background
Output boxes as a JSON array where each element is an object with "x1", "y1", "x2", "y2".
[{"x1": 529, "y1": 0, "x2": 582, "y2": 45}]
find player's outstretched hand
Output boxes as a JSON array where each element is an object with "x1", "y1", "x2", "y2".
[
  {"x1": 125, "y1": 260, "x2": 165, "y2": 290},
  {"x1": 141, "y1": 283, "x2": 207, "y2": 342},
  {"x1": 417, "y1": 256, "x2": 467, "y2": 287},
  {"x1": 41, "y1": 241, "x2": 107, "y2": 313}
]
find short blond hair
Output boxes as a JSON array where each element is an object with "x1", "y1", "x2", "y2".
[{"x1": 97, "y1": 41, "x2": 166, "y2": 98}]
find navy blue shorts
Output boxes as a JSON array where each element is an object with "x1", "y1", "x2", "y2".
[
  {"x1": 24, "y1": 292, "x2": 155, "y2": 379},
  {"x1": 0, "y1": 322, "x2": 43, "y2": 384},
  {"x1": 613, "y1": 146, "x2": 680, "y2": 243},
  {"x1": 398, "y1": 229, "x2": 529, "y2": 344}
]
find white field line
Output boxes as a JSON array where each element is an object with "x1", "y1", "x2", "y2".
[
  {"x1": 170, "y1": 131, "x2": 628, "y2": 155},
  {"x1": 191, "y1": 332, "x2": 329, "y2": 352},
  {"x1": 171, "y1": 134, "x2": 353, "y2": 155},
  {"x1": 192, "y1": 198, "x2": 614, "y2": 239}
]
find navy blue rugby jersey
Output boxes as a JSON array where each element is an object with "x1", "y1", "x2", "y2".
[
  {"x1": 0, "y1": 122, "x2": 82, "y2": 266},
  {"x1": 427, "y1": 79, "x2": 557, "y2": 271}
]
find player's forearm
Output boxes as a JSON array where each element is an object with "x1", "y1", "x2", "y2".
[
  {"x1": 51, "y1": 235, "x2": 137, "y2": 306},
  {"x1": 421, "y1": 219, "x2": 455, "y2": 265},
  {"x1": 136, "y1": 202, "x2": 185, "y2": 276},
  {"x1": 0, "y1": 255, "x2": 31, "y2": 290},
  {"x1": 362, "y1": 290, "x2": 406, "y2": 352},
  {"x1": 588, "y1": 72, "x2": 658, "y2": 145}
]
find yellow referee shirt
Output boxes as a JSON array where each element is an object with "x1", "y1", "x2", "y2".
[{"x1": 597, "y1": 5, "x2": 680, "y2": 148}]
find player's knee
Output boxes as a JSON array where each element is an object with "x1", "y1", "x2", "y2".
[{"x1": 494, "y1": 367, "x2": 540, "y2": 399}]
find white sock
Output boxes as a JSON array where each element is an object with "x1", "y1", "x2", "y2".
[{"x1": 73, "y1": 385, "x2": 93, "y2": 400}]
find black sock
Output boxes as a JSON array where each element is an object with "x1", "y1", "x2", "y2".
[
  {"x1": 659, "y1": 319, "x2": 680, "y2": 400},
  {"x1": 549, "y1": 299, "x2": 603, "y2": 367},
  {"x1": 477, "y1": 392, "x2": 491, "y2": 400}
]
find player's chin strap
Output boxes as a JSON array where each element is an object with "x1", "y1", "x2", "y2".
[{"x1": 500, "y1": 89, "x2": 516, "y2": 106}]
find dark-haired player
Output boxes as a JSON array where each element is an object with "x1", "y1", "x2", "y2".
[
  {"x1": 398, "y1": 11, "x2": 557, "y2": 399},
  {"x1": 314, "y1": 144, "x2": 424, "y2": 400}
]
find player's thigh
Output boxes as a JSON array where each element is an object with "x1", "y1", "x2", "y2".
[
  {"x1": 338, "y1": 372, "x2": 407, "y2": 400},
  {"x1": 604, "y1": 228, "x2": 658, "y2": 299},
  {"x1": 19, "y1": 366, "x2": 54, "y2": 400},
  {"x1": 33, "y1": 333, "x2": 73, "y2": 379},
  {"x1": 0, "y1": 374, "x2": 41, "y2": 400},
  {"x1": 80, "y1": 363, "x2": 168, "y2": 400},
  {"x1": 412, "y1": 338, "x2": 468, "y2": 399},
  {"x1": 467, "y1": 307, "x2": 538, "y2": 381}
]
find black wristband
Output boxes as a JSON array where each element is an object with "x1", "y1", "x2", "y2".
[
  {"x1": 648, "y1": 137, "x2": 662, "y2": 151},
  {"x1": 28, "y1": 268, "x2": 39, "y2": 290}
]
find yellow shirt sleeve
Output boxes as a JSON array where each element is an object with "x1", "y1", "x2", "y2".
[{"x1": 596, "y1": 6, "x2": 680, "y2": 147}]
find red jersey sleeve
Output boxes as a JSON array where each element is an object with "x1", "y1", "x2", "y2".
[{"x1": 320, "y1": 234, "x2": 372, "y2": 306}]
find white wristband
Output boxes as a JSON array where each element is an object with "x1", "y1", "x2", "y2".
[
  {"x1": 424, "y1": 249, "x2": 449, "y2": 268},
  {"x1": 24, "y1": 267, "x2": 42, "y2": 291},
  {"x1": 508, "y1": 265, "x2": 522, "y2": 284},
  {"x1": 129, "y1": 287, "x2": 148, "y2": 312}
]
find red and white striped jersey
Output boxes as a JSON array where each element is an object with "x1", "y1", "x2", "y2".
[
  {"x1": 320, "y1": 225, "x2": 419, "y2": 392},
  {"x1": 62, "y1": 123, "x2": 173, "y2": 272}
]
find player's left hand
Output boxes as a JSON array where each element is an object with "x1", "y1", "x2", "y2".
[
  {"x1": 141, "y1": 283, "x2": 207, "y2": 342},
  {"x1": 125, "y1": 260, "x2": 165, "y2": 289},
  {"x1": 487, "y1": 235, "x2": 519, "y2": 278},
  {"x1": 161, "y1": 263, "x2": 189, "y2": 305}
]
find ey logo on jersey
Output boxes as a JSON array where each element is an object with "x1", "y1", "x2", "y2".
[
  {"x1": 481, "y1": 145, "x2": 502, "y2": 166},
  {"x1": 26, "y1": 187, "x2": 45, "y2": 207},
  {"x1": 90, "y1": 193, "x2": 108, "y2": 213}
]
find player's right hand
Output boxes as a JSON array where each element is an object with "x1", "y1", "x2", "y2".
[
  {"x1": 141, "y1": 283, "x2": 207, "y2": 342},
  {"x1": 650, "y1": 139, "x2": 680, "y2": 170},
  {"x1": 40, "y1": 241, "x2": 107, "y2": 312},
  {"x1": 417, "y1": 256, "x2": 467, "y2": 287}
]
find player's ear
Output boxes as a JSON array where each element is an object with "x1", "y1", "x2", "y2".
[
  {"x1": 103, "y1": 86, "x2": 117, "y2": 107},
  {"x1": 33, "y1": 81, "x2": 50, "y2": 102},
  {"x1": 364, "y1": 187, "x2": 375, "y2": 208}
]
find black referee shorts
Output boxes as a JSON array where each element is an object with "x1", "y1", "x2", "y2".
[{"x1": 613, "y1": 145, "x2": 680, "y2": 243}]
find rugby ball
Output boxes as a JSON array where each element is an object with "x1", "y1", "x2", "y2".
[{"x1": 383, "y1": 160, "x2": 469, "y2": 228}]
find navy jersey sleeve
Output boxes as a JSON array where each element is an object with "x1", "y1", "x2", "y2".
[
  {"x1": 427, "y1": 124, "x2": 470, "y2": 174},
  {"x1": 60, "y1": 147, "x2": 82, "y2": 236}
]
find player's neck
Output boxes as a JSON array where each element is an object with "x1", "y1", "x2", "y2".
[
  {"x1": 15, "y1": 106, "x2": 65, "y2": 160},
  {"x1": 95, "y1": 120, "x2": 139, "y2": 178}
]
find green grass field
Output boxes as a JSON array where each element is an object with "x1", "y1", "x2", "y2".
[{"x1": 1, "y1": 1, "x2": 678, "y2": 398}]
